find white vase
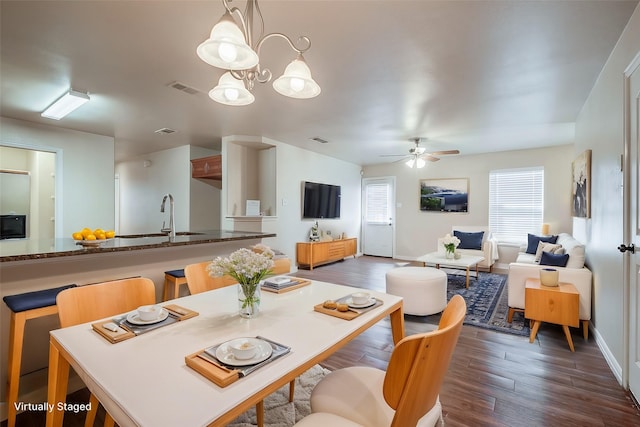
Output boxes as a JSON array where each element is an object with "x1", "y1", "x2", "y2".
[{"x1": 238, "y1": 282, "x2": 261, "y2": 318}]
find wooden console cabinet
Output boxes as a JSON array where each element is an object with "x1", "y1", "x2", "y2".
[{"x1": 296, "y1": 238, "x2": 357, "y2": 270}]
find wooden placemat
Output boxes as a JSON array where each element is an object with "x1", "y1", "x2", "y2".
[
  {"x1": 261, "y1": 277, "x2": 311, "y2": 294},
  {"x1": 313, "y1": 298, "x2": 383, "y2": 321},
  {"x1": 91, "y1": 320, "x2": 135, "y2": 343},
  {"x1": 163, "y1": 304, "x2": 199, "y2": 320},
  {"x1": 185, "y1": 350, "x2": 240, "y2": 387}
]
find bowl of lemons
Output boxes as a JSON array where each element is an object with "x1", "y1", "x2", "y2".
[{"x1": 72, "y1": 228, "x2": 115, "y2": 247}]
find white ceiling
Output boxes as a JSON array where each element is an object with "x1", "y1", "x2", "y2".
[{"x1": 1, "y1": 0, "x2": 638, "y2": 165}]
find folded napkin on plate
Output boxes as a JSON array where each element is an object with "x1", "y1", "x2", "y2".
[{"x1": 205, "y1": 336, "x2": 291, "y2": 377}]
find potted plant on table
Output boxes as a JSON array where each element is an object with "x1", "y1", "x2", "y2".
[{"x1": 207, "y1": 245, "x2": 275, "y2": 318}]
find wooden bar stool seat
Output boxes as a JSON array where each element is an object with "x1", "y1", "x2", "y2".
[
  {"x1": 162, "y1": 269, "x2": 188, "y2": 301},
  {"x1": 3, "y1": 283, "x2": 77, "y2": 427}
]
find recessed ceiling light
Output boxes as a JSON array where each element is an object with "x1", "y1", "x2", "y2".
[{"x1": 41, "y1": 90, "x2": 90, "y2": 120}]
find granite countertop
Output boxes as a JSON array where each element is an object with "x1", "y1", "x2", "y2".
[{"x1": 0, "y1": 230, "x2": 275, "y2": 262}]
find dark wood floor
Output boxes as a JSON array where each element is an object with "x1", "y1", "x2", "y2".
[
  {"x1": 6, "y1": 256, "x2": 640, "y2": 426},
  {"x1": 294, "y1": 256, "x2": 640, "y2": 427}
]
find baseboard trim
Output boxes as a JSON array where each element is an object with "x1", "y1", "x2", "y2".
[{"x1": 592, "y1": 323, "x2": 624, "y2": 386}]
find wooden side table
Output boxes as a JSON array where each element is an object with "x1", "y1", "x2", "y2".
[{"x1": 524, "y1": 278, "x2": 579, "y2": 351}]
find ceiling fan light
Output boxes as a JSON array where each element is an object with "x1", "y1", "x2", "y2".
[
  {"x1": 416, "y1": 158, "x2": 426, "y2": 168},
  {"x1": 196, "y1": 11, "x2": 259, "y2": 70},
  {"x1": 273, "y1": 55, "x2": 321, "y2": 99},
  {"x1": 209, "y1": 72, "x2": 254, "y2": 106},
  {"x1": 405, "y1": 158, "x2": 415, "y2": 168}
]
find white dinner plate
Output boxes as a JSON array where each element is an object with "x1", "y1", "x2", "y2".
[
  {"x1": 346, "y1": 297, "x2": 377, "y2": 309},
  {"x1": 213, "y1": 338, "x2": 273, "y2": 367},
  {"x1": 126, "y1": 308, "x2": 169, "y2": 325}
]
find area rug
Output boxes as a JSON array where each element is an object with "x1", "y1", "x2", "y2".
[
  {"x1": 413, "y1": 271, "x2": 530, "y2": 336},
  {"x1": 228, "y1": 364, "x2": 330, "y2": 427}
]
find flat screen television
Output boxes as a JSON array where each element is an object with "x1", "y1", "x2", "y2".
[
  {"x1": 0, "y1": 214, "x2": 27, "y2": 239},
  {"x1": 302, "y1": 181, "x2": 341, "y2": 219}
]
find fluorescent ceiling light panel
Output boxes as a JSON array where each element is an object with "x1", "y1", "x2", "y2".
[{"x1": 41, "y1": 90, "x2": 90, "y2": 120}]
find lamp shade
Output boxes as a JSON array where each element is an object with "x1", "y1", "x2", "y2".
[
  {"x1": 272, "y1": 55, "x2": 321, "y2": 99},
  {"x1": 196, "y1": 11, "x2": 259, "y2": 70},
  {"x1": 209, "y1": 72, "x2": 255, "y2": 106}
]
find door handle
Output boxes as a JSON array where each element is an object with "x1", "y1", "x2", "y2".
[{"x1": 618, "y1": 243, "x2": 635, "y2": 253}]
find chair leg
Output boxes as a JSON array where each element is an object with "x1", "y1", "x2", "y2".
[
  {"x1": 162, "y1": 277, "x2": 170, "y2": 301},
  {"x1": 256, "y1": 400, "x2": 264, "y2": 427},
  {"x1": 507, "y1": 307, "x2": 515, "y2": 323},
  {"x1": 104, "y1": 412, "x2": 115, "y2": 427},
  {"x1": 84, "y1": 393, "x2": 99, "y2": 427},
  {"x1": 6, "y1": 312, "x2": 26, "y2": 427},
  {"x1": 289, "y1": 379, "x2": 295, "y2": 402},
  {"x1": 174, "y1": 281, "x2": 181, "y2": 299}
]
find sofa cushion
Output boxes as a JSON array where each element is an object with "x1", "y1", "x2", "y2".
[
  {"x1": 556, "y1": 233, "x2": 586, "y2": 268},
  {"x1": 539, "y1": 251, "x2": 569, "y2": 267},
  {"x1": 534, "y1": 242, "x2": 563, "y2": 263},
  {"x1": 526, "y1": 233, "x2": 558, "y2": 254},
  {"x1": 453, "y1": 230, "x2": 484, "y2": 250}
]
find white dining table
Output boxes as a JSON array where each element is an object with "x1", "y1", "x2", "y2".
[{"x1": 45, "y1": 280, "x2": 404, "y2": 427}]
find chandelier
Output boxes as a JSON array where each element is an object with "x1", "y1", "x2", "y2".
[{"x1": 197, "y1": 0, "x2": 321, "y2": 106}]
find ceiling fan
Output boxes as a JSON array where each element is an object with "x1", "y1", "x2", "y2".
[{"x1": 381, "y1": 137, "x2": 460, "y2": 168}]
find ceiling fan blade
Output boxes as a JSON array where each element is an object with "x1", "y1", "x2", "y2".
[
  {"x1": 429, "y1": 150, "x2": 460, "y2": 156},
  {"x1": 421, "y1": 154, "x2": 440, "y2": 162},
  {"x1": 380, "y1": 154, "x2": 409, "y2": 157}
]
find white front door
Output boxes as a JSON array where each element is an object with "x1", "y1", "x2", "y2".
[
  {"x1": 362, "y1": 177, "x2": 395, "y2": 257},
  {"x1": 624, "y1": 51, "x2": 640, "y2": 402}
]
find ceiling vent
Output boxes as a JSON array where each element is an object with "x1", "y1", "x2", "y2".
[
  {"x1": 310, "y1": 137, "x2": 329, "y2": 144},
  {"x1": 168, "y1": 81, "x2": 200, "y2": 95},
  {"x1": 154, "y1": 128, "x2": 176, "y2": 135}
]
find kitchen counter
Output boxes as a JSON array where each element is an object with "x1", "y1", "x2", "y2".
[{"x1": 0, "y1": 230, "x2": 275, "y2": 262}]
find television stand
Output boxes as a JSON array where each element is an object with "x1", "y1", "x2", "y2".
[{"x1": 296, "y1": 238, "x2": 357, "y2": 270}]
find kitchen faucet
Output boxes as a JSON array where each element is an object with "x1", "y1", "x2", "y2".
[{"x1": 160, "y1": 194, "x2": 175, "y2": 237}]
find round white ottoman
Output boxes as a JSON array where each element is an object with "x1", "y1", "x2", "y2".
[{"x1": 385, "y1": 267, "x2": 447, "y2": 315}]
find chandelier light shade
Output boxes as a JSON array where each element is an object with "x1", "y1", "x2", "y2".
[
  {"x1": 197, "y1": 0, "x2": 320, "y2": 106},
  {"x1": 41, "y1": 89, "x2": 90, "y2": 120},
  {"x1": 405, "y1": 157, "x2": 426, "y2": 169},
  {"x1": 196, "y1": 11, "x2": 259, "y2": 70},
  {"x1": 272, "y1": 55, "x2": 321, "y2": 99},
  {"x1": 209, "y1": 72, "x2": 255, "y2": 106}
]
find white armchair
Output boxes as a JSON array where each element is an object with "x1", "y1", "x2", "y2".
[{"x1": 437, "y1": 226, "x2": 498, "y2": 272}]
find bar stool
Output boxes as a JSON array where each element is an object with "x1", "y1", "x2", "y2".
[
  {"x1": 162, "y1": 269, "x2": 188, "y2": 301},
  {"x1": 3, "y1": 284, "x2": 77, "y2": 427}
]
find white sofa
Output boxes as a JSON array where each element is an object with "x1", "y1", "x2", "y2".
[
  {"x1": 507, "y1": 232, "x2": 592, "y2": 338},
  {"x1": 437, "y1": 226, "x2": 498, "y2": 272}
]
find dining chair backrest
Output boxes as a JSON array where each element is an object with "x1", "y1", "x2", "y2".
[
  {"x1": 383, "y1": 294, "x2": 466, "y2": 427},
  {"x1": 184, "y1": 261, "x2": 237, "y2": 295},
  {"x1": 56, "y1": 277, "x2": 156, "y2": 328}
]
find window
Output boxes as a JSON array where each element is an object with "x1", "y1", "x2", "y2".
[
  {"x1": 489, "y1": 167, "x2": 544, "y2": 242},
  {"x1": 365, "y1": 182, "x2": 390, "y2": 224}
]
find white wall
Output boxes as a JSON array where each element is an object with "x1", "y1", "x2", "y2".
[
  {"x1": 363, "y1": 144, "x2": 575, "y2": 260},
  {"x1": 221, "y1": 136, "x2": 363, "y2": 261},
  {"x1": 574, "y1": 3, "x2": 640, "y2": 379},
  {"x1": 0, "y1": 117, "x2": 115, "y2": 237}
]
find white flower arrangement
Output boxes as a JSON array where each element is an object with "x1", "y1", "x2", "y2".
[
  {"x1": 442, "y1": 233, "x2": 461, "y2": 254},
  {"x1": 207, "y1": 246, "x2": 275, "y2": 314}
]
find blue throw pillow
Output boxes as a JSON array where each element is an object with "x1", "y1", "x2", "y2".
[
  {"x1": 453, "y1": 230, "x2": 484, "y2": 250},
  {"x1": 526, "y1": 233, "x2": 558, "y2": 254},
  {"x1": 539, "y1": 251, "x2": 569, "y2": 267}
]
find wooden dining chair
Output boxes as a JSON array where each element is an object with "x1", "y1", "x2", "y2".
[
  {"x1": 55, "y1": 277, "x2": 156, "y2": 427},
  {"x1": 294, "y1": 294, "x2": 467, "y2": 427}
]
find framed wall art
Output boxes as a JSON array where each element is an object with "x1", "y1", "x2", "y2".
[
  {"x1": 572, "y1": 149, "x2": 591, "y2": 218},
  {"x1": 420, "y1": 178, "x2": 469, "y2": 212}
]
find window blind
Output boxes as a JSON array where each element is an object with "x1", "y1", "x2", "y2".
[
  {"x1": 489, "y1": 167, "x2": 544, "y2": 242},
  {"x1": 365, "y1": 182, "x2": 390, "y2": 224}
]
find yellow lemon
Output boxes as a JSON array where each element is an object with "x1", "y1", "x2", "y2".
[
  {"x1": 81, "y1": 228, "x2": 92, "y2": 238},
  {"x1": 85, "y1": 234, "x2": 97, "y2": 241},
  {"x1": 105, "y1": 230, "x2": 115, "y2": 239},
  {"x1": 72, "y1": 232, "x2": 83, "y2": 240},
  {"x1": 96, "y1": 232, "x2": 106, "y2": 240},
  {"x1": 94, "y1": 228, "x2": 104, "y2": 235}
]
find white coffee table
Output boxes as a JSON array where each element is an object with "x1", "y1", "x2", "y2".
[{"x1": 417, "y1": 252, "x2": 485, "y2": 288}]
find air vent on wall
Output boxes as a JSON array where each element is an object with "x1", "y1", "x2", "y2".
[
  {"x1": 155, "y1": 128, "x2": 176, "y2": 135},
  {"x1": 168, "y1": 81, "x2": 200, "y2": 95},
  {"x1": 310, "y1": 137, "x2": 329, "y2": 144}
]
